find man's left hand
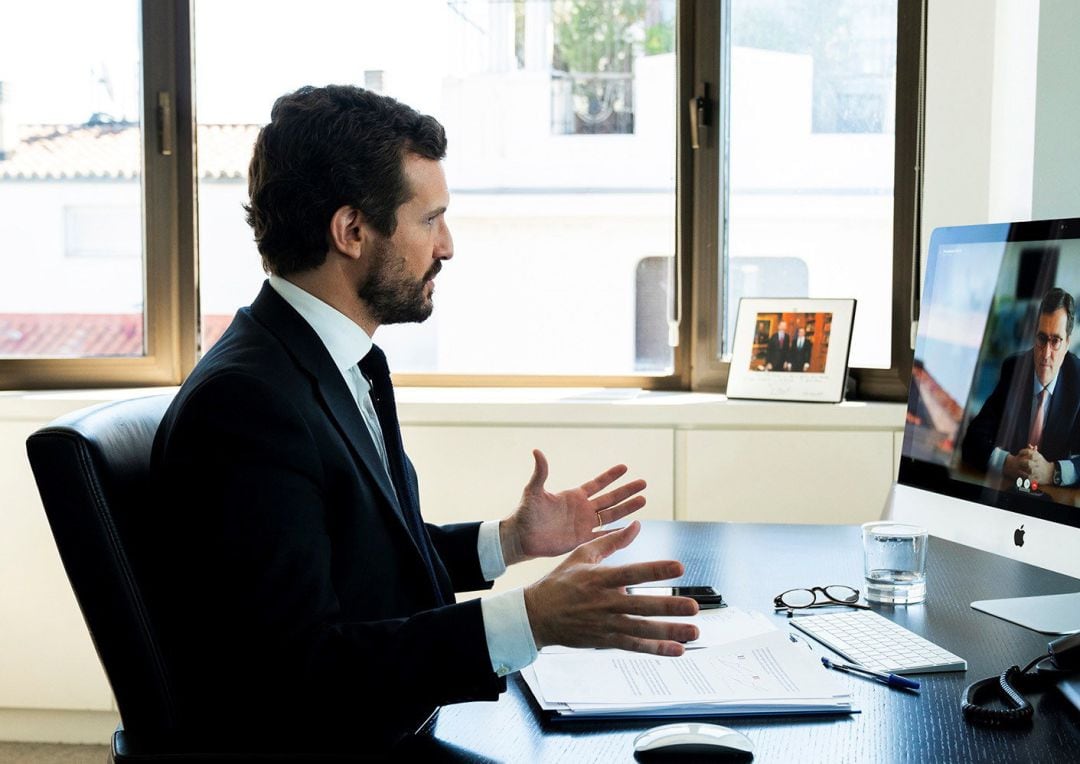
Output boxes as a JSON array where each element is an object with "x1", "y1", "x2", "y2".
[{"x1": 500, "y1": 450, "x2": 647, "y2": 566}]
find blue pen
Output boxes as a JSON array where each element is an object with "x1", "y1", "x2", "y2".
[{"x1": 821, "y1": 656, "x2": 921, "y2": 691}]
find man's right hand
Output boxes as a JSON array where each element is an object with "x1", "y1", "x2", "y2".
[
  {"x1": 1003, "y1": 452, "x2": 1024, "y2": 480},
  {"x1": 523, "y1": 521, "x2": 700, "y2": 656}
]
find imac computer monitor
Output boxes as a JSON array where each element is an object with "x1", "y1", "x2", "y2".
[{"x1": 895, "y1": 217, "x2": 1080, "y2": 634}]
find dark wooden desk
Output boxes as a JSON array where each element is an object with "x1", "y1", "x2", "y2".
[{"x1": 414, "y1": 522, "x2": 1080, "y2": 763}]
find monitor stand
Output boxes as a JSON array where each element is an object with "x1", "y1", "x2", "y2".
[{"x1": 971, "y1": 592, "x2": 1080, "y2": 635}]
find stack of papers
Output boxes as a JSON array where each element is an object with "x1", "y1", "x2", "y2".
[{"x1": 521, "y1": 608, "x2": 856, "y2": 720}]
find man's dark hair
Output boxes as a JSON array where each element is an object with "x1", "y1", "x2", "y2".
[
  {"x1": 245, "y1": 85, "x2": 447, "y2": 276},
  {"x1": 1040, "y1": 287, "x2": 1076, "y2": 337}
]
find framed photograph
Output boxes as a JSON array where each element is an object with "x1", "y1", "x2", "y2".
[{"x1": 726, "y1": 298, "x2": 857, "y2": 403}]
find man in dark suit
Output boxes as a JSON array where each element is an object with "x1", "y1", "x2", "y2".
[
  {"x1": 962, "y1": 287, "x2": 1080, "y2": 487},
  {"x1": 790, "y1": 326, "x2": 813, "y2": 372},
  {"x1": 149, "y1": 85, "x2": 698, "y2": 754},
  {"x1": 765, "y1": 320, "x2": 791, "y2": 370}
]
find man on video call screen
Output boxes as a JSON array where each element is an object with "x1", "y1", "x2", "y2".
[{"x1": 962, "y1": 286, "x2": 1080, "y2": 490}]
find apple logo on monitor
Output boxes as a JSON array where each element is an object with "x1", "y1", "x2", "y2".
[{"x1": 1014, "y1": 525, "x2": 1025, "y2": 547}]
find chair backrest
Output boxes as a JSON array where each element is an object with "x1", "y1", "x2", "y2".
[{"x1": 26, "y1": 394, "x2": 176, "y2": 736}]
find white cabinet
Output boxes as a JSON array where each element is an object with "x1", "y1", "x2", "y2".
[
  {"x1": 679, "y1": 430, "x2": 895, "y2": 524},
  {"x1": 0, "y1": 417, "x2": 113, "y2": 712}
]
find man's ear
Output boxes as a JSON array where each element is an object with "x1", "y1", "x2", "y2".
[{"x1": 328, "y1": 205, "x2": 365, "y2": 261}]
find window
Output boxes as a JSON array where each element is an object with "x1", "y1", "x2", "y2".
[
  {"x1": 689, "y1": 0, "x2": 920, "y2": 396},
  {"x1": 0, "y1": 1, "x2": 193, "y2": 385},
  {"x1": 0, "y1": 0, "x2": 921, "y2": 396},
  {"x1": 194, "y1": 0, "x2": 678, "y2": 379},
  {"x1": 0, "y1": 3, "x2": 144, "y2": 359},
  {"x1": 726, "y1": 0, "x2": 898, "y2": 370},
  {"x1": 549, "y1": 0, "x2": 673, "y2": 135}
]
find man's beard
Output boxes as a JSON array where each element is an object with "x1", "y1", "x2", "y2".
[{"x1": 357, "y1": 237, "x2": 441, "y2": 326}]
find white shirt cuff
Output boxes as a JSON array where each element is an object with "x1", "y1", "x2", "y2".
[
  {"x1": 988, "y1": 447, "x2": 1008, "y2": 476},
  {"x1": 480, "y1": 588, "x2": 538, "y2": 677},
  {"x1": 1060, "y1": 460, "x2": 1077, "y2": 486},
  {"x1": 477, "y1": 520, "x2": 507, "y2": 582}
]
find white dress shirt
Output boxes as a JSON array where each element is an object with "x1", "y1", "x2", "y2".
[{"x1": 268, "y1": 276, "x2": 537, "y2": 676}]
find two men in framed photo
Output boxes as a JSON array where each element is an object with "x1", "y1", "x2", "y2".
[
  {"x1": 729, "y1": 298, "x2": 855, "y2": 403},
  {"x1": 752, "y1": 312, "x2": 832, "y2": 374}
]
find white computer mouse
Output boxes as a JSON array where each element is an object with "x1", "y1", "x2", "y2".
[{"x1": 633, "y1": 722, "x2": 754, "y2": 760}]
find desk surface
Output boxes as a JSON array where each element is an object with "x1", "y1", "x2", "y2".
[{"x1": 414, "y1": 521, "x2": 1080, "y2": 763}]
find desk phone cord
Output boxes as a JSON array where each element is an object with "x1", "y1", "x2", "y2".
[{"x1": 962, "y1": 631, "x2": 1080, "y2": 727}]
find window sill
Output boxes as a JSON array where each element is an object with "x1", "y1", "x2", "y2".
[
  {"x1": 0, "y1": 386, "x2": 906, "y2": 431},
  {"x1": 394, "y1": 387, "x2": 905, "y2": 429}
]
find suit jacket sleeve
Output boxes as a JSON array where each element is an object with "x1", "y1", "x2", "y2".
[
  {"x1": 398, "y1": 453, "x2": 493, "y2": 593},
  {"x1": 962, "y1": 355, "x2": 1020, "y2": 470},
  {"x1": 426, "y1": 521, "x2": 493, "y2": 592}
]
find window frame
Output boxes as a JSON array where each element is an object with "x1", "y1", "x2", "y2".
[
  {"x1": 1, "y1": 0, "x2": 922, "y2": 399},
  {"x1": 687, "y1": 0, "x2": 925, "y2": 401},
  {"x1": 0, "y1": 0, "x2": 198, "y2": 390}
]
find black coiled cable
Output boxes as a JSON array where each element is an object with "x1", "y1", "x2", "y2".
[{"x1": 961, "y1": 656, "x2": 1052, "y2": 726}]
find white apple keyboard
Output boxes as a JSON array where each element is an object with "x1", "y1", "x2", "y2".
[{"x1": 791, "y1": 610, "x2": 967, "y2": 674}]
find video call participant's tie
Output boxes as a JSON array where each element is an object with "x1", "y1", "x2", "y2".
[
  {"x1": 1029, "y1": 386, "x2": 1049, "y2": 449},
  {"x1": 359, "y1": 345, "x2": 445, "y2": 604}
]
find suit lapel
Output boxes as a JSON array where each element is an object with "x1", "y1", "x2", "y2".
[{"x1": 247, "y1": 283, "x2": 406, "y2": 527}]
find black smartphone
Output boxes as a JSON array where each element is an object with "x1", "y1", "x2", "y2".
[{"x1": 626, "y1": 585, "x2": 725, "y2": 609}]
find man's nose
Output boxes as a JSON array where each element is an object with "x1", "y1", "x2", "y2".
[{"x1": 435, "y1": 220, "x2": 453, "y2": 260}]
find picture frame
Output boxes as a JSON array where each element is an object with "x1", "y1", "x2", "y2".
[{"x1": 726, "y1": 298, "x2": 857, "y2": 403}]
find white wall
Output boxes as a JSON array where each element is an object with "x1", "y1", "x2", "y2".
[
  {"x1": 922, "y1": 0, "x2": 1027, "y2": 255},
  {"x1": 922, "y1": 0, "x2": 1080, "y2": 257},
  {"x1": 1032, "y1": 0, "x2": 1080, "y2": 219}
]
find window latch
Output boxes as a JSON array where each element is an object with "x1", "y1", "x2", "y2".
[
  {"x1": 688, "y1": 83, "x2": 712, "y2": 150},
  {"x1": 157, "y1": 91, "x2": 174, "y2": 157}
]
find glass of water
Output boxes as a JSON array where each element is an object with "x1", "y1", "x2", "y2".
[{"x1": 861, "y1": 522, "x2": 928, "y2": 604}]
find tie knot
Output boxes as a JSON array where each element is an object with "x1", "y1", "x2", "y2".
[{"x1": 359, "y1": 345, "x2": 389, "y2": 381}]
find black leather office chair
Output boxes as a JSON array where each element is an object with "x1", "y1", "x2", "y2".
[{"x1": 25, "y1": 395, "x2": 364, "y2": 762}]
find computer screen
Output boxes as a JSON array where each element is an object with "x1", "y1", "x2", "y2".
[{"x1": 895, "y1": 217, "x2": 1080, "y2": 583}]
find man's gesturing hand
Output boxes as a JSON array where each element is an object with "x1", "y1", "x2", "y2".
[
  {"x1": 523, "y1": 521, "x2": 700, "y2": 656},
  {"x1": 501, "y1": 449, "x2": 648, "y2": 566}
]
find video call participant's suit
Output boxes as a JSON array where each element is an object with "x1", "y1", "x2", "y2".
[
  {"x1": 149, "y1": 282, "x2": 502, "y2": 750},
  {"x1": 961, "y1": 350, "x2": 1080, "y2": 480}
]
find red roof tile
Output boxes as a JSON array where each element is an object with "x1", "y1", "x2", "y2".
[
  {"x1": 0, "y1": 313, "x2": 235, "y2": 357},
  {"x1": 0, "y1": 123, "x2": 259, "y2": 181}
]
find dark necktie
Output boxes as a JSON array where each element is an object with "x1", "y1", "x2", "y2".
[{"x1": 359, "y1": 345, "x2": 444, "y2": 604}]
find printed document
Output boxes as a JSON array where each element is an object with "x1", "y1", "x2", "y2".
[{"x1": 522, "y1": 617, "x2": 855, "y2": 719}]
